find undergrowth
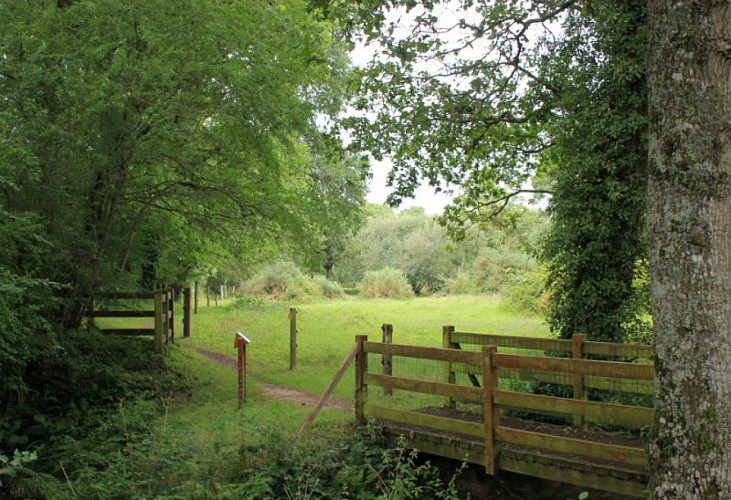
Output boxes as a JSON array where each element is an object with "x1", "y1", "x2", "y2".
[{"x1": 1, "y1": 329, "x2": 466, "y2": 499}]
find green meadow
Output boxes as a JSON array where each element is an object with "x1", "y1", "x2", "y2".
[{"x1": 174, "y1": 294, "x2": 549, "y2": 403}]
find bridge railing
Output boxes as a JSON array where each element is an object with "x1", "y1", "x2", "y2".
[{"x1": 355, "y1": 335, "x2": 654, "y2": 476}]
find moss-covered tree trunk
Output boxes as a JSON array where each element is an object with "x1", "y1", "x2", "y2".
[{"x1": 647, "y1": 0, "x2": 731, "y2": 496}]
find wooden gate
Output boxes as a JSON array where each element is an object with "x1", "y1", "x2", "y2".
[{"x1": 88, "y1": 290, "x2": 175, "y2": 353}]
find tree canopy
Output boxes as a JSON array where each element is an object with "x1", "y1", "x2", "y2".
[
  {"x1": 344, "y1": 0, "x2": 649, "y2": 341},
  {"x1": 0, "y1": 0, "x2": 365, "y2": 326}
]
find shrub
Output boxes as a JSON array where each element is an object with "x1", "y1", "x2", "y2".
[
  {"x1": 360, "y1": 268, "x2": 415, "y2": 299},
  {"x1": 310, "y1": 275, "x2": 345, "y2": 299},
  {"x1": 243, "y1": 261, "x2": 305, "y2": 301},
  {"x1": 443, "y1": 269, "x2": 477, "y2": 295},
  {"x1": 473, "y1": 247, "x2": 536, "y2": 293},
  {"x1": 501, "y1": 268, "x2": 547, "y2": 315},
  {"x1": 242, "y1": 261, "x2": 345, "y2": 302}
]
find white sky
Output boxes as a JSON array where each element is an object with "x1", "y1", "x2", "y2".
[
  {"x1": 366, "y1": 159, "x2": 454, "y2": 215},
  {"x1": 350, "y1": 2, "x2": 550, "y2": 216}
]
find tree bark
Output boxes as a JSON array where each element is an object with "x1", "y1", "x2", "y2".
[{"x1": 647, "y1": 0, "x2": 731, "y2": 497}]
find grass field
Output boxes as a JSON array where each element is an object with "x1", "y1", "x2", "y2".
[{"x1": 174, "y1": 294, "x2": 549, "y2": 403}]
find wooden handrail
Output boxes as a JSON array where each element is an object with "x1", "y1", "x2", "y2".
[
  {"x1": 364, "y1": 341, "x2": 481, "y2": 365},
  {"x1": 493, "y1": 352, "x2": 654, "y2": 380}
]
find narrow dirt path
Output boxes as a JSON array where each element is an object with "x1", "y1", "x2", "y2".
[{"x1": 195, "y1": 348, "x2": 353, "y2": 412}]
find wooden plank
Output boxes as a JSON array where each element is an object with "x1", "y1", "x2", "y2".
[
  {"x1": 297, "y1": 343, "x2": 358, "y2": 438},
  {"x1": 366, "y1": 404, "x2": 484, "y2": 438},
  {"x1": 584, "y1": 341, "x2": 653, "y2": 359},
  {"x1": 97, "y1": 292, "x2": 156, "y2": 299},
  {"x1": 499, "y1": 453, "x2": 648, "y2": 498},
  {"x1": 101, "y1": 328, "x2": 155, "y2": 336},
  {"x1": 493, "y1": 390, "x2": 654, "y2": 429},
  {"x1": 495, "y1": 426, "x2": 648, "y2": 467},
  {"x1": 450, "y1": 366, "x2": 654, "y2": 394},
  {"x1": 364, "y1": 342, "x2": 481, "y2": 365},
  {"x1": 91, "y1": 310, "x2": 155, "y2": 318},
  {"x1": 452, "y1": 332, "x2": 573, "y2": 352},
  {"x1": 384, "y1": 430, "x2": 486, "y2": 466},
  {"x1": 364, "y1": 373, "x2": 483, "y2": 402},
  {"x1": 493, "y1": 353, "x2": 655, "y2": 380}
]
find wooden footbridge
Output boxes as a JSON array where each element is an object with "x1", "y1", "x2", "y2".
[{"x1": 352, "y1": 328, "x2": 654, "y2": 497}]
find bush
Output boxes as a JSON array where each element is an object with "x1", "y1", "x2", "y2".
[
  {"x1": 474, "y1": 247, "x2": 538, "y2": 293},
  {"x1": 501, "y1": 268, "x2": 548, "y2": 314},
  {"x1": 242, "y1": 261, "x2": 345, "y2": 302},
  {"x1": 359, "y1": 268, "x2": 415, "y2": 299},
  {"x1": 443, "y1": 269, "x2": 477, "y2": 295},
  {"x1": 310, "y1": 274, "x2": 345, "y2": 299}
]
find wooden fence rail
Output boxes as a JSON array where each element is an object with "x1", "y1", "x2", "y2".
[
  {"x1": 356, "y1": 336, "x2": 654, "y2": 497},
  {"x1": 88, "y1": 290, "x2": 174, "y2": 354}
]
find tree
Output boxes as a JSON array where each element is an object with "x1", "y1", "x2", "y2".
[
  {"x1": 539, "y1": 0, "x2": 649, "y2": 342},
  {"x1": 647, "y1": 0, "x2": 731, "y2": 496},
  {"x1": 302, "y1": 134, "x2": 369, "y2": 280},
  {"x1": 0, "y1": 1, "x2": 351, "y2": 326},
  {"x1": 344, "y1": 0, "x2": 649, "y2": 341}
]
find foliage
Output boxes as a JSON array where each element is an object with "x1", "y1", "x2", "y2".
[
  {"x1": 0, "y1": 0, "x2": 356, "y2": 326},
  {"x1": 242, "y1": 260, "x2": 345, "y2": 302},
  {"x1": 360, "y1": 268, "x2": 415, "y2": 299},
  {"x1": 501, "y1": 268, "x2": 548, "y2": 315},
  {"x1": 337, "y1": 203, "x2": 548, "y2": 298},
  {"x1": 0, "y1": 329, "x2": 180, "y2": 451},
  {"x1": 540, "y1": 0, "x2": 649, "y2": 342},
  {"x1": 343, "y1": 0, "x2": 650, "y2": 342}
]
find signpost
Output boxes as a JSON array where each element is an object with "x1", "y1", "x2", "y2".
[{"x1": 234, "y1": 332, "x2": 251, "y2": 408}]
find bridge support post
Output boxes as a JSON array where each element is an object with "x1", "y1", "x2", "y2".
[
  {"x1": 482, "y1": 345, "x2": 499, "y2": 475},
  {"x1": 355, "y1": 335, "x2": 368, "y2": 425},
  {"x1": 443, "y1": 325, "x2": 456, "y2": 409}
]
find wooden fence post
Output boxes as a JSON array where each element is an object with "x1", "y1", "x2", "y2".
[
  {"x1": 154, "y1": 292, "x2": 164, "y2": 354},
  {"x1": 572, "y1": 333, "x2": 587, "y2": 428},
  {"x1": 382, "y1": 324, "x2": 393, "y2": 396},
  {"x1": 482, "y1": 345, "x2": 499, "y2": 475},
  {"x1": 443, "y1": 325, "x2": 456, "y2": 408},
  {"x1": 194, "y1": 281, "x2": 199, "y2": 314},
  {"x1": 168, "y1": 289, "x2": 175, "y2": 344},
  {"x1": 183, "y1": 287, "x2": 191, "y2": 338},
  {"x1": 289, "y1": 308, "x2": 297, "y2": 370},
  {"x1": 355, "y1": 335, "x2": 368, "y2": 425}
]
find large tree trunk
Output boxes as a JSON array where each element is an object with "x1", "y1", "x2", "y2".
[{"x1": 647, "y1": 0, "x2": 731, "y2": 497}]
